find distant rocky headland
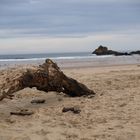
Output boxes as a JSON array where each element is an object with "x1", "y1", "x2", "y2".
[{"x1": 92, "y1": 45, "x2": 140, "y2": 56}]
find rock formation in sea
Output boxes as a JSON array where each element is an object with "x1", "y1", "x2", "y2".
[
  {"x1": 92, "y1": 45, "x2": 132, "y2": 56},
  {"x1": 130, "y1": 51, "x2": 140, "y2": 55}
]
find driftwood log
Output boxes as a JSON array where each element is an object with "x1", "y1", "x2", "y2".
[
  {"x1": 0, "y1": 59, "x2": 95, "y2": 101},
  {"x1": 10, "y1": 109, "x2": 34, "y2": 116}
]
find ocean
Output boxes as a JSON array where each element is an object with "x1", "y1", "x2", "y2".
[
  {"x1": 0, "y1": 52, "x2": 95, "y2": 61},
  {"x1": 0, "y1": 52, "x2": 140, "y2": 69}
]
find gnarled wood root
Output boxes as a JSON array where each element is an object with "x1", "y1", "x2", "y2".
[{"x1": 0, "y1": 59, "x2": 95, "y2": 101}]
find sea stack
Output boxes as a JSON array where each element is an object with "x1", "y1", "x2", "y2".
[{"x1": 92, "y1": 45, "x2": 130, "y2": 56}]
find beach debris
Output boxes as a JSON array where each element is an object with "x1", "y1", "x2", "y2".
[
  {"x1": 0, "y1": 59, "x2": 95, "y2": 101},
  {"x1": 10, "y1": 109, "x2": 34, "y2": 116},
  {"x1": 62, "y1": 107, "x2": 81, "y2": 114},
  {"x1": 31, "y1": 99, "x2": 46, "y2": 104}
]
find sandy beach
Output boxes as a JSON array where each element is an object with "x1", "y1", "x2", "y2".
[
  {"x1": 0, "y1": 63, "x2": 140, "y2": 140},
  {"x1": 0, "y1": 0, "x2": 140, "y2": 139}
]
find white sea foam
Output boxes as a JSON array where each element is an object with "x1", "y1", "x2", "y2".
[
  {"x1": 0, "y1": 55, "x2": 114, "y2": 62},
  {"x1": 0, "y1": 52, "x2": 139, "y2": 70},
  {"x1": 0, "y1": 58, "x2": 46, "y2": 62}
]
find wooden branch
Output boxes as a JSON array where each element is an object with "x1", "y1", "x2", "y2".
[
  {"x1": 0, "y1": 59, "x2": 95, "y2": 101},
  {"x1": 10, "y1": 109, "x2": 34, "y2": 116}
]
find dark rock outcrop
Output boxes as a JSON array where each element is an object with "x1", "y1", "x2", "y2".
[
  {"x1": 92, "y1": 45, "x2": 130, "y2": 56},
  {"x1": 130, "y1": 51, "x2": 140, "y2": 55}
]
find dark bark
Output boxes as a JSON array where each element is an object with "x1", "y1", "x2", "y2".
[{"x1": 0, "y1": 59, "x2": 95, "y2": 101}]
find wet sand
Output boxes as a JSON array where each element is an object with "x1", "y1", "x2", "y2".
[{"x1": 0, "y1": 64, "x2": 140, "y2": 140}]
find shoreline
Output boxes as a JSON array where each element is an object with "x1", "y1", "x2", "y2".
[
  {"x1": 0, "y1": 61, "x2": 140, "y2": 71},
  {"x1": 0, "y1": 55, "x2": 140, "y2": 70}
]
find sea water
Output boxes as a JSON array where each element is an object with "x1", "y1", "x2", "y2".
[{"x1": 0, "y1": 52, "x2": 140, "y2": 69}]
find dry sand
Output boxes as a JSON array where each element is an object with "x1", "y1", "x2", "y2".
[{"x1": 0, "y1": 64, "x2": 140, "y2": 140}]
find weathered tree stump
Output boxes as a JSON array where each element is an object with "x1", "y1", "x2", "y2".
[{"x1": 0, "y1": 59, "x2": 95, "y2": 101}]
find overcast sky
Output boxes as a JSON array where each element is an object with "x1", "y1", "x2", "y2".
[{"x1": 0, "y1": 0, "x2": 140, "y2": 54}]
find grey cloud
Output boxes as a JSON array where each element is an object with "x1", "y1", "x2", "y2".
[
  {"x1": 0, "y1": 0, "x2": 140, "y2": 38},
  {"x1": 0, "y1": 0, "x2": 30, "y2": 5}
]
